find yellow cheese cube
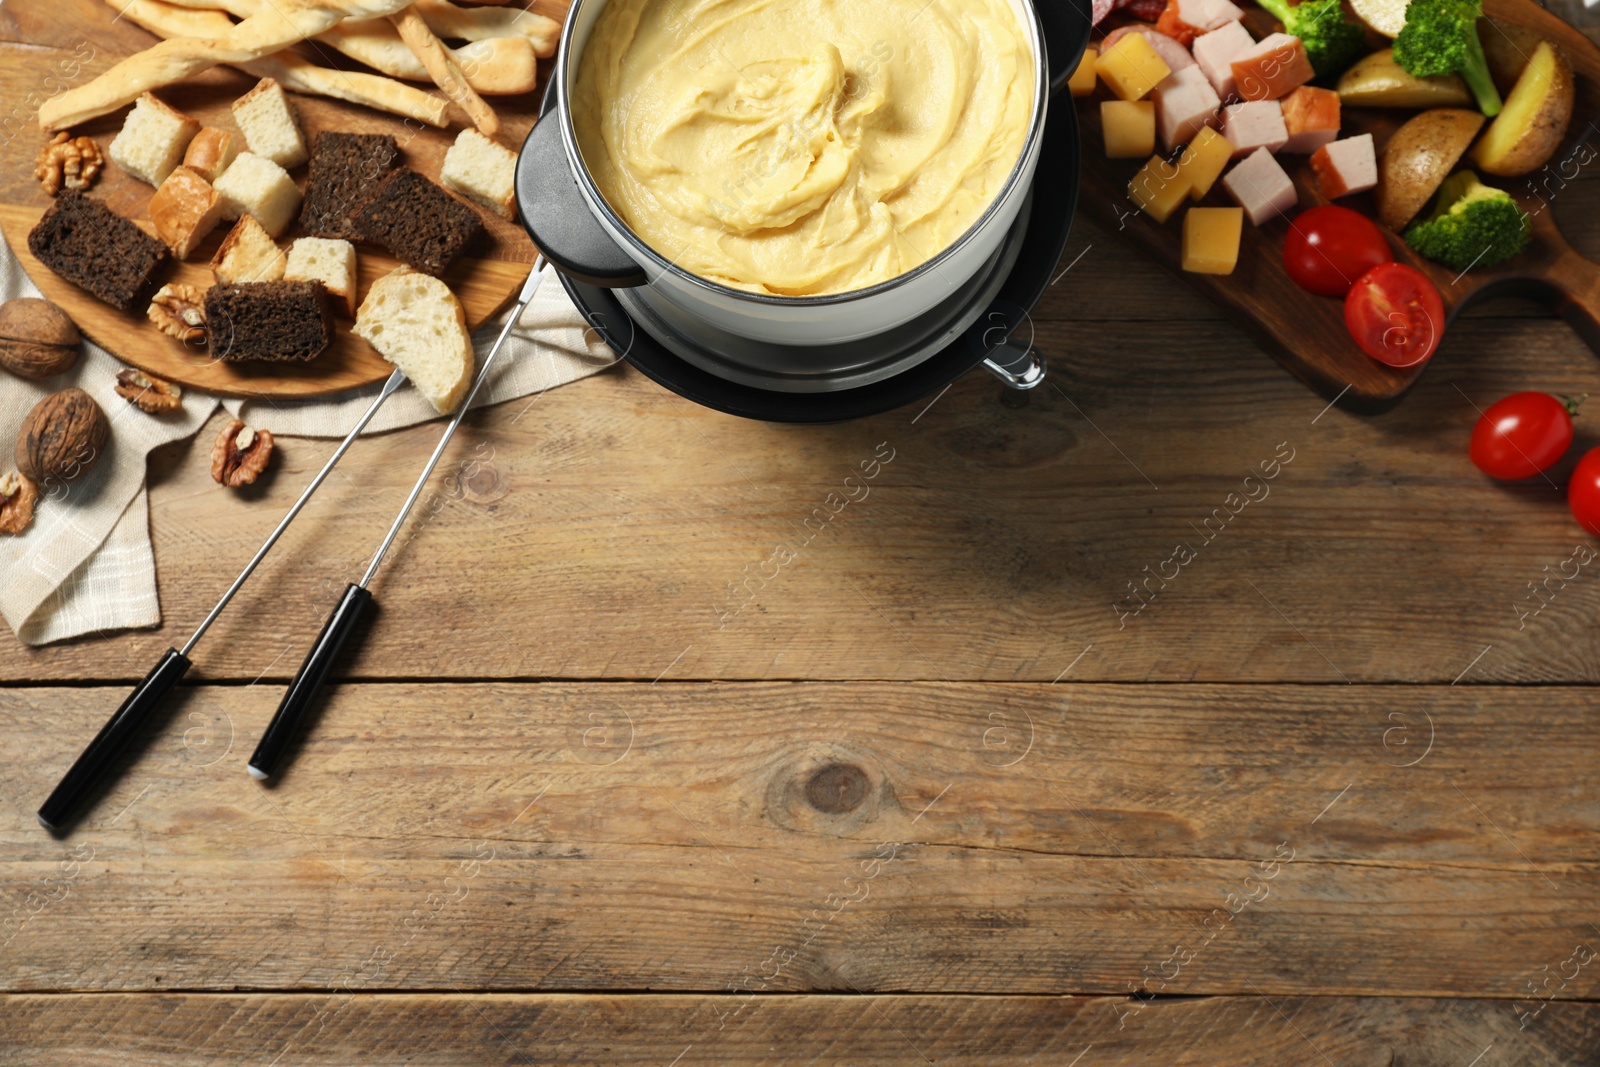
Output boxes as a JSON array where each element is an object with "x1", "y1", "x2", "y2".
[
  {"x1": 1068, "y1": 49, "x2": 1099, "y2": 97},
  {"x1": 1094, "y1": 33, "x2": 1172, "y2": 102},
  {"x1": 1176, "y1": 128, "x2": 1232, "y2": 202},
  {"x1": 1182, "y1": 207, "x2": 1243, "y2": 274},
  {"x1": 1128, "y1": 155, "x2": 1191, "y2": 223},
  {"x1": 1101, "y1": 100, "x2": 1156, "y2": 158}
]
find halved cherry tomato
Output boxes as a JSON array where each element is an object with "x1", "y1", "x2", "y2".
[
  {"x1": 1283, "y1": 205, "x2": 1394, "y2": 298},
  {"x1": 1569, "y1": 448, "x2": 1600, "y2": 536},
  {"x1": 1344, "y1": 263, "x2": 1444, "y2": 368},
  {"x1": 1470, "y1": 392, "x2": 1582, "y2": 480}
]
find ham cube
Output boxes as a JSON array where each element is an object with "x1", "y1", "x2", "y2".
[
  {"x1": 1158, "y1": 0, "x2": 1245, "y2": 46},
  {"x1": 1155, "y1": 66, "x2": 1222, "y2": 152},
  {"x1": 1279, "y1": 86, "x2": 1340, "y2": 153},
  {"x1": 1222, "y1": 147, "x2": 1299, "y2": 225},
  {"x1": 1192, "y1": 21, "x2": 1254, "y2": 102},
  {"x1": 1310, "y1": 134, "x2": 1377, "y2": 199},
  {"x1": 1221, "y1": 100, "x2": 1287, "y2": 157},
  {"x1": 1231, "y1": 33, "x2": 1314, "y2": 101}
]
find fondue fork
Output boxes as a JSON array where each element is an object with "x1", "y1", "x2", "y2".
[
  {"x1": 246, "y1": 258, "x2": 547, "y2": 780},
  {"x1": 37, "y1": 367, "x2": 409, "y2": 833}
]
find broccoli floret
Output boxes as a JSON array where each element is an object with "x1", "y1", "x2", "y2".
[
  {"x1": 1256, "y1": 0, "x2": 1366, "y2": 79},
  {"x1": 1393, "y1": 0, "x2": 1503, "y2": 116},
  {"x1": 1403, "y1": 171, "x2": 1531, "y2": 271}
]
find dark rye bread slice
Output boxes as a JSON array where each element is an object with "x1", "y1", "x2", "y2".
[
  {"x1": 354, "y1": 168, "x2": 483, "y2": 277},
  {"x1": 300, "y1": 132, "x2": 400, "y2": 240},
  {"x1": 206, "y1": 280, "x2": 334, "y2": 362},
  {"x1": 27, "y1": 190, "x2": 169, "y2": 311}
]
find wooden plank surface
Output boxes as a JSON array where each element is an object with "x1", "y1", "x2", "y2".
[
  {"x1": 3, "y1": 683, "x2": 1597, "y2": 998},
  {"x1": 3, "y1": 993, "x2": 1598, "y2": 1065}
]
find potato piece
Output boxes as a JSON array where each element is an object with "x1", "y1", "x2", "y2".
[
  {"x1": 1470, "y1": 40, "x2": 1574, "y2": 177},
  {"x1": 1338, "y1": 49, "x2": 1471, "y2": 108},
  {"x1": 1349, "y1": 0, "x2": 1409, "y2": 37},
  {"x1": 1376, "y1": 107, "x2": 1486, "y2": 230},
  {"x1": 1479, "y1": 18, "x2": 1545, "y2": 95}
]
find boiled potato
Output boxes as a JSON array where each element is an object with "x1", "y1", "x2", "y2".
[
  {"x1": 1349, "y1": 0, "x2": 1409, "y2": 37},
  {"x1": 1471, "y1": 40, "x2": 1575, "y2": 176},
  {"x1": 1338, "y1": 50, "x2": 1472, "y2": 108},
  {"x1": 1377, "y1": 108, "x2": 1486, "y2": 230},
  {"x1": 1479, "y1": 18, "x2": 1545, "y2": 94}
]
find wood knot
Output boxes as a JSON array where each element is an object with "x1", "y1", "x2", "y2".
[
  {"x1": 458, "y1": 464, "x2": 508, "y2": 506},
  {"x1": 804, "y1": 762, "x2": 869, "y2": 814}
]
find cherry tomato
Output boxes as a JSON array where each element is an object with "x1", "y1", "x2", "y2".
[
  {"x1": 1569, "y1": 448, "x2": 1600, "y2": 536},
  {"x1": 1469, "y1": 392, "x2": 1581, "y2": 480},
  {"x1": 1283, "y1": 205, "x2": 1394, "y2": 298},
  {"x1": 1344, "y1": 263, "x2": 1444, "y2": 367}
]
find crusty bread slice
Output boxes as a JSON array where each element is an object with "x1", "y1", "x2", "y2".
[
  {"x1": 440, "y1": 127, "x2": 516, "y2": 219},
  {"x1": 107, "y1": 91, "x2": 199, "y2": 186},
  {"x1": 353, "y1": 267, "x2": 474, "y2": 413},
  {"x1": 284, "y1": 236, "x2": 357, "y2": 316},
  {"x1": 231, "y1": 77, "x2": 308, "y2": 168}
]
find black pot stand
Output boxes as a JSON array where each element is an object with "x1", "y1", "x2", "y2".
[{"x1": 513, "y1": 0, "x2": 1089, "y2": 422}]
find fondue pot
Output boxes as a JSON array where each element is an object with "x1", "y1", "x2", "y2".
[{"x1": 515, "y1": 0, "x2": 1091, "y2": 417}]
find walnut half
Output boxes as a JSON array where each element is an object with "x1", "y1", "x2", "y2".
[
  {"x1": 211, "y1": 419, "x2": 273, "y2": 488},
  {"x1": 0, "y1": 470, "x2": 39, "y2": 535},
  {"x1": 115, "y1": 369, "x2": 184, "y2": 415},
  {"x1": 35, "y1": 132, "x2": 103, "y2": 196},
  {"x1": 147, "y1": 284, "x2": 208, "y2": 345}
]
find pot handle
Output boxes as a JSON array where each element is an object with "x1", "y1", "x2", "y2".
[
  {"x1": 514, "y1": 113, "x2": 648, "y2": 288},
  {"x1": 1038, "y1": 0, "x2": 1094, "y2": 97}
]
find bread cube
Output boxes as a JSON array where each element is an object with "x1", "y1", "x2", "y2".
[
  {"x1": 149, "y1": 166, "x2": 226, "y2": 259},
  {"x1": 183, "y1": 127, "x2": 239, "y2": 184},
  {"x1": 1096, "y1": 33, "x2": 1172, "y2": 102},
  {"x1": 108, "y1": 92, "x2": 200, "y2": 187},
  {"x1": 213, "y1": 152, "x2": 301, "y2": 237},
  {"x1": 440, "y1": 129, "x2": 517, "y2": 220},
  {"x1": 211, "y1": 214, "x2": 286, "y2": 285},
  {"x1": 285, "y1": 237, "x2": 358, "y2": 316},
  {"x1": 231, "y1": 78, "x2": 308, "y2": 169}
]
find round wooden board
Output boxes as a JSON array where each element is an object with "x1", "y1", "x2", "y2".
[{"x1": 0, "y1": 0, "x2": 555, "y2": 399}]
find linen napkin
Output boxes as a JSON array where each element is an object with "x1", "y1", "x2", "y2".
[{"x1": 1, "y1": 241, "x2": 616, "y2": 646}]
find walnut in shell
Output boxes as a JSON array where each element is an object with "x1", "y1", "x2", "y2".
[
  {"x1": 0, "y1": 298, "x2": 80, "y2": 380},
  {"x1": 35, "y1": 132, "x2": 103, "y2": 196},
  {"x1": 15, "y1": 387, "x2": 108, "y2": 485},
  {"x1": 0, "y1": 470, "x2": 38, "y2": 536},
  {"x1": 115, "y1": 369, "x2": 184, "y2": 415},
  {"x1": 147, "y1": 284, "x2": 208, "y2": 345},
  {"x1": 211, "y1": 419, "x2": 273, "y2": 488}
]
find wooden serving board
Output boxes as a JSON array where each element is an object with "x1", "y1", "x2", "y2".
[
  {"x1": 1077, "y1": 0, "x2": 1600, "y2": 412},
  {"x1": 0, "y1": 0, "x2": 558, "y2": 399}
]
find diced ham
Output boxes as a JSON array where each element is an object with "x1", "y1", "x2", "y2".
[
  {"x1": 1121, "y1": 0, "x2": 1171, "y2": 21},
  {"x1": 1155, "y1": 66, "x2": 1222, "y2": 151},
  {"x1": 1310, "y1": 134, "x2": 1377, "y2": 199},
  {"x1": 1157, "y1": 0, "x2": 1245, "y2": 47},
  {"x1": 1230, "y1": 33, "x2": 1314, "y2": 101},
  {"x1": 1222, "y1": 147, "x2": 1299, "y2": 225},
  {"x1": 1101, "y1": 25, "x2": 1197, "y2": 75},
  {"x1": 1279, "y1": 86, "x2": 1341, "y2": 153},
  {"x1": 1192, "y1": 21, "x2": 1254, "y2": 102},
  {"x1": 1221, "y1": 100, "x2": 1288, "y2": 157}
]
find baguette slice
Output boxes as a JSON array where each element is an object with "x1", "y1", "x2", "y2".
[{"x1": 353, "y1": 267, "x2": 474, "y2": 413}]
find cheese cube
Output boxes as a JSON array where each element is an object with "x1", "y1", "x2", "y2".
[
  {"x1": 1182, "y1": 207, "x2": 1243, "y2": 274},
  {"x1": 1069, "y1": 49, "x2": 1099, "y2": 97},
  {"x1": 1095, "y1": 33, "x2": 1172, "y2": 102},
  {"x1": 1222, "y1": 147, "x2": 1298, "y2": 225},
  {"x1": 1128, "y1": 155, "x2": 1191, "y2": 223},
  {"x1": 1176, "y1": 127, "x2": 1233, "y2": 200},
  {"x1": 1102, "y1": 100, "x2": 1156, "y2": 158}
]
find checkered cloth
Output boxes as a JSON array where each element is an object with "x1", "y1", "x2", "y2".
[{"x1": 1, "y1": 239, "x2": 616, "y2": 646}]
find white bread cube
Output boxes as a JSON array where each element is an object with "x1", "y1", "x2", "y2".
[
  {"x1": 212, "y1": 151, "x2": 301, "y2": 237},
  {"x1": 211, "y1": 214, "x2": 286, "y2": 284},
  {"x1": 149, "y1": 166, "x2": 226, "y2": 259},
  {"x1": 231, "y1": 78, "x2": 308, "y2": 169},
  {"x1": 183, "y1": 127, "x2": 239, "y2": 184},
  {"x1": 354, "y1": 267, "x2": 474, "y2": 413},
  {"x1": 285, "y1": 237, "x2": 358, "y2": 317},
  {"x1": 108, "y1": 92, "x2": 200, "y2": 187},
  {"x1": 440, "y1": 128, "x2": 517, "y2": 220}
]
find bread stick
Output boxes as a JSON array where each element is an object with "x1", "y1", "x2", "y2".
[
  {"x1": 388, "y1": 7, "x2": 498, "y2": 136},
  {"x1": 413, "y1": 0, "x2": 558, "y2": 57},
  {"x1": 40, "y1": 0, "x2": 418, "y2": 129},
  {"x1": 101, "y1": 0, "x2": 449, "y2": 126}
]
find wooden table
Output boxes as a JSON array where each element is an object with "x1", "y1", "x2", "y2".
[{"x1": 5, "y1": 8, "x2": 1600, "y2": 1063}]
